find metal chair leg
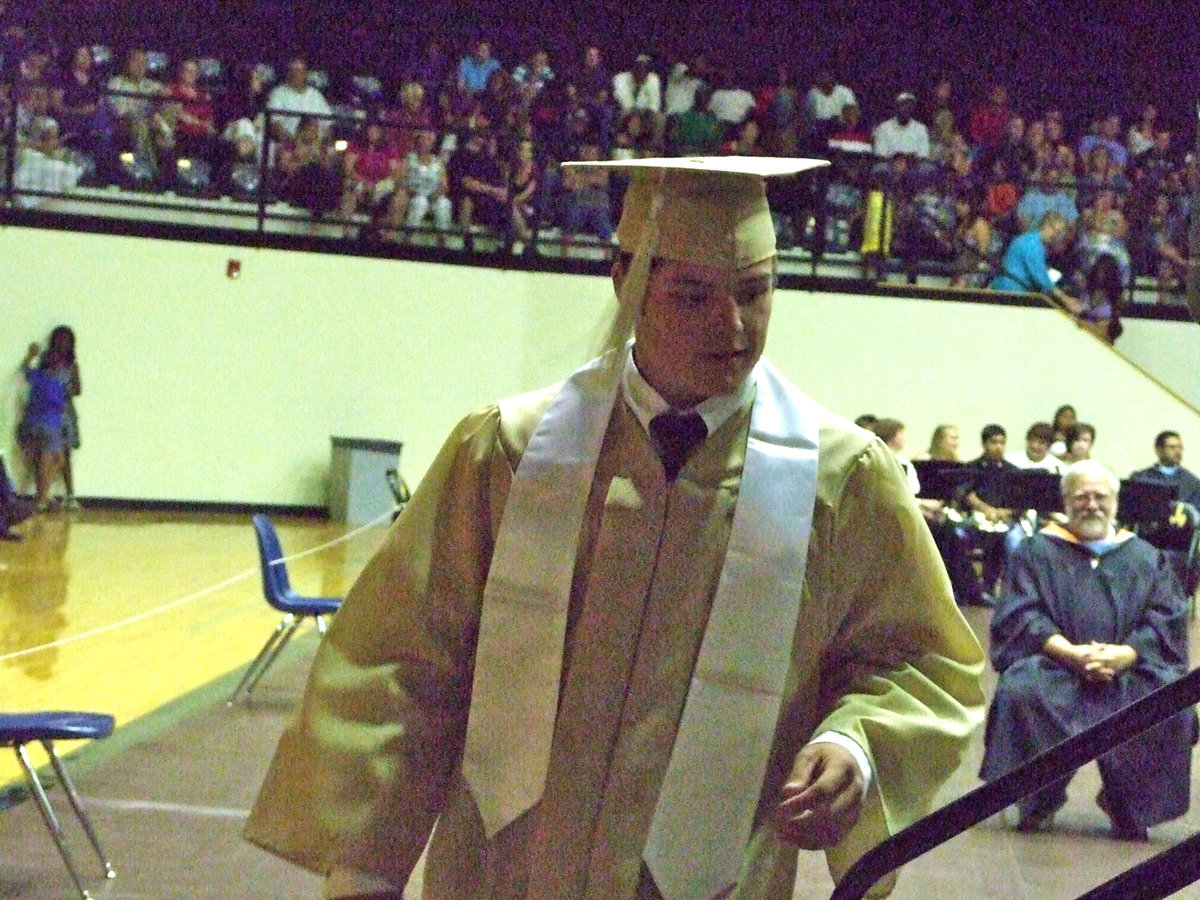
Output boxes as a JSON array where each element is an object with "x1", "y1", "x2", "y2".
[
  {"x1": 227, "y1": 613, "x2": 295, "y2": 704},
  {"x1": 43, "y1": 740, "x2": 116, "y2": 880},
  {"x1": 242, "y1": 616, "x2": 304, "y2": 698},
  {"x1": 15, "y1": 743, "x2": 94, "y2": 900}
]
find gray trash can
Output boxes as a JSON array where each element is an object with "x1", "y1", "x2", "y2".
[{"x1": 329, "y1": 436, "x2": 404, "y2": 525}]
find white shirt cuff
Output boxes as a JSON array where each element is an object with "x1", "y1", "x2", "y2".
[{"x1": 809, "y1": 731, "x2": 873, "y2": 795}]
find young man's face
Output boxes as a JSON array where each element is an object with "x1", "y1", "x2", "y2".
[
  {"x1": 632, "y1": 258, "x2": 774, "y2": 409},
  {"x1": 983, "y1": 434, "x2": 1007, "y2": 461},
  {"x1": 1157, "y1": 436, "x2": 1184, "y2": 467},
  {"x1": 1026, "y1": 437, "x2": 1049, "y2": 462}
]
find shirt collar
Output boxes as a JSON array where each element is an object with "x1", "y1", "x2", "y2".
[{"x1": 622, "y1": 344, "x2": 755, "y2": 438}]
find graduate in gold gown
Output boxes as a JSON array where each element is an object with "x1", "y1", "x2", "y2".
[{"x1": 245, "y1": 157, "x2": 986, "y2": 900}]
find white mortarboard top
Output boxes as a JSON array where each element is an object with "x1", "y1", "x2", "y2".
[{"x1": 560, "y1": 156, "x2": 829, "y2": 312}]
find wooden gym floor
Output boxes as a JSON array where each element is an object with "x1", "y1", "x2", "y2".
[{"x1": 0, "y1": 507, "x2": 1198, "y2": 899}]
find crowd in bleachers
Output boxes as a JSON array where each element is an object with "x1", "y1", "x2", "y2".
[{"x1": 2, "y1": 23, "x2": 1195, "y2": 296}]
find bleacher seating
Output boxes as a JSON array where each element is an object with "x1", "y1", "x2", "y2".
[{"x1": 0, "y1": 14, "x2": 1192, "y2": 314}]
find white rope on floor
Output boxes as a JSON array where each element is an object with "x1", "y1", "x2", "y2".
[{"x1": 0, "y1": 512, "x2": 391, "y2": 664}]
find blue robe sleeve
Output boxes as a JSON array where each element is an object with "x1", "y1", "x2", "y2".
[
  {"x1": 988, "y1": 539, "x2": 1061, "y2": 671},
  {"x1": 1123, "y1": 547, "x2": 1191, "y2": 679}
]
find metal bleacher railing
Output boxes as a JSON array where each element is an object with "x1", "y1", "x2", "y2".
[{"x1": 831, "y1": 666, "x2": 1200, "y2": 900}]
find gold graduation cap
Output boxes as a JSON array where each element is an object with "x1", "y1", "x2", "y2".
[{"x1": 561, "y1": 156, "x2": 828, "y2": 318}]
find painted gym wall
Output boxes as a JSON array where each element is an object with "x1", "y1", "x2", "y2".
[{"x1": 4, "y1": 226, "x2": 1198, "y2": 506}]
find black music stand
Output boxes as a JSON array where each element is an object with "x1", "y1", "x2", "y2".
[
  {"x1": 1006, "y1": 470, "x2": 1063, "y2": 515},
  {"x1": 912, "y1": 460, "x2": 973, "y2": 502},
  {"x1": 1118, "y1": 478, "x2": 1178, "y2": 528}
]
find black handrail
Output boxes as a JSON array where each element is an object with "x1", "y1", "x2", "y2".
[
  {"x1": 1078, "y1": 830, "x2": 1200, "y2": 900},
  {"x1": 830, "y1": 666, "x2": 1200, "y2": 900}
]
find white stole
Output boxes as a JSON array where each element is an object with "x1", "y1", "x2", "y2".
[{"x1": 461, "y1": 352, "x2": 819, "y2": 900}]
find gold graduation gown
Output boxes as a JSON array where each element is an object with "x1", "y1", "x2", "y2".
[{"x1": 244, "y1": 384, "x2": 985, "y2": 898}]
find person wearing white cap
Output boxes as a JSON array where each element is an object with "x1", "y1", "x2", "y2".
[
  {"x1": 244, "y1": 156, "x2": 985, "y2": 900},
  {"x1": 612, "y1": 53, "x2": 662, "y2": 115},
  {"x1": 872, "y1": 91, "x2": 931, "y2": 160},
  {"x1": 14, "y1": 116, "x2": 85, "y2": 208}
]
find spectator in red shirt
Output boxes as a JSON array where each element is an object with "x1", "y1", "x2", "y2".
[
  {"x1": 338, "y1": 120, "x2": 403, "y2": 226},
  {"x1": 165, "y1": 58, "x2": 219, "y2": 162},
  {"x1": 383, "y1": 81, "x2": 436, "y2": 160},
  {"x1": 968, "y1": 83, "x2": 1012, "y2": 154},
  {"x1": 826, "y1": 103, "x2": 872, "y2": 155}
]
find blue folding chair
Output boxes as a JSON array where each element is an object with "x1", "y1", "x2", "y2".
[
  {"x1": 227, "y1": 514, "x2": 342, "y2": 704},
  {"x1": 0, "y1": 711, "x2": 116, "y2": 899}
]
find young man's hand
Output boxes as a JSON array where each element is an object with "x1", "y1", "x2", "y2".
[{"x1": 775, "y1": 742, "x2": 865, "y2": 849}]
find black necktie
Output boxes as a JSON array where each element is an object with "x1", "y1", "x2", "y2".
[{"x1": 649, "y1": 411, "x2": 708, "y2": 481}]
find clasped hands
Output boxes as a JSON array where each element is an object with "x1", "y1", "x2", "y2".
[
  {"x1": 774, "y1": 742, "x2": 865, "y2": 849},
  {"x1": 1070, "y1": 641, "x2": 1137, "y2": 683},
  {"x1": 1046, "y1": 634, "x2": 1137, "y2": 683}
]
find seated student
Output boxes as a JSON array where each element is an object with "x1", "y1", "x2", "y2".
[
  {"x1": 508, "y1": 138, "x2": 541, "y2": 243},
  {"x1": 107, "y1": 47, "x2": 170, "y2": 176},
  {"x1": 961, "y1": 424, "x2": 1020, "y2": 600},
  {"x1": 1060, "y1": 421, "x2": 1097, "y2": 464},
  {"x1": 1129, "y1": 430, "x2": 1200, "y2": 508},
  {"x1": 612, "y1": 109, "x2": 660, "y2": 159},
  {"x1": 448, "y1": 126, "x2": 510, "y2": 236},
  {"x1": 1135, "y1": 191, "x2": 1189, "y2": 302},
  {"x1": 872, "y1": 91, "x2": 931, "y2": 161},
  {"x1": 50, "y1": 45, "x2": 117, "y2": 180},
  {"x1": 912, "y1": 423, "x2": 961, "y2": 462},
  {"x1": 275, "y1": 115, "x2": 342, "y2": 217},
  {"x1": 1049, "y1": 404, "x2": 1077, "y2": 458},
  {"x1": 1004, "y1": 421, "x2": 1066, "y2": 556},
  {"x1": 1008, "y1": 422, "x2": 1064, "y2": 474},
  {"x1": 665, "y1": 83, "x2": 724, "y2": 156},
  {"x1": 826, "y1": 103, "x2": 872, "y2": 156},
  {"x1": 163, "y1": 58, "x2": 220, "y2": 164},
  {"x1": 338, "y1": 121, "x2": 404, "y2": 230},
  {"x1": 559, "y1": 140, "x2": 613, "y2": 244},
  {"x1": 13, "y1": 115, "x2": 85, "y2": 208},
  {"x1": 383, "y1": 81, "x2": 436, "y2": 159},
  {"x1": 950, "y1": 192, "x2": 1003, "y2": 288},
  {"x1": 393, "y1": 128, "x2": 453, "y2": 238},
  {"x1": 981, "y1": 460, "x2": 1196, "y2": 839},
  {"x1": 870, "y1": 418, "x2": 919, "y2": 493},
  {"x1": 1076, "y1": 190, "x2": 1131, "y2": 294},
  {"x1": 876, "y1": 418, "x2": 984, "y2": 607}
]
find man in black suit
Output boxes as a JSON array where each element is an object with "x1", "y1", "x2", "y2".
[{"x1": 1129, "y1": 431, "x2": 1200, "y2": 508}]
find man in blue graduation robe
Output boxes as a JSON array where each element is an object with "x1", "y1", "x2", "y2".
[{"x1": 980, "y1": 459, "x2": 1196, "y2": 838}]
